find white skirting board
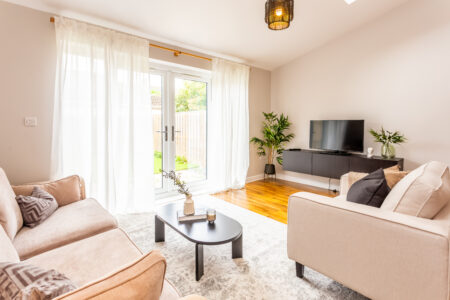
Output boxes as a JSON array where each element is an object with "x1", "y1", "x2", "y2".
[
  {"x1": 246, "y1": 172, "x2": 341, "y2": 191},
  {"x1": 246, "y1": 174, "x2": 265, "y2": 183}
]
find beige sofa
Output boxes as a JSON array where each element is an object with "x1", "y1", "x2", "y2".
[
  {"x1": 288, "y1": 166, "x2": 450, "y2": 300},
  {"x1": 0, "y1": 168, "x2": 204, "y2": 300}
]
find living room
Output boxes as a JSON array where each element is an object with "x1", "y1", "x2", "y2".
[{"x1": 1, "y1": 0, "x2": 450, "y2": 299}]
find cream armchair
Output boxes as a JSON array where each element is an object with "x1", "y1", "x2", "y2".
[{"x1": 287, "y1": 175, "x2": 450, "y2": 300}]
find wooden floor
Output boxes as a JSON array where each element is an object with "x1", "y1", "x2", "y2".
[{"x1": 213, "y1": 179, "x2": 338, "y2": 224}]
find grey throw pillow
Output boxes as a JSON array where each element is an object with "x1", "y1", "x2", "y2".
[
  {"x1": 16, "y1": 187, "x2": 58, "y2": 228},
  {"x1": 0, "y1": 262, "x2": 76, "y2": 300},
  {"x1": 347, "y1": 168, "x2": 391, "y2": 208}
]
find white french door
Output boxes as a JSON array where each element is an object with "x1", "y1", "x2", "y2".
[{"x1": 150, "y1": 63, "x2": 210, "y2": 196}]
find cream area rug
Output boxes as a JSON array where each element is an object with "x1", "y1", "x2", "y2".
[{"x1": 116, "y1": 195, "x2": 367, "y2": 300}]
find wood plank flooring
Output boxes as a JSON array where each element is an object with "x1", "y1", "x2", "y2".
[{"x1": 212, "y1": 179, "x2": 338, "y2": 224}]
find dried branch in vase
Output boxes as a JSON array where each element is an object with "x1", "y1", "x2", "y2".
[{"x1": 161, "y1": 170, "x2": 191, "y2": 196}]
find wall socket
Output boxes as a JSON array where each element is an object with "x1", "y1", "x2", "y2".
[{"x1": 24, "y1": 117, "x2": 38, "y2": 127}]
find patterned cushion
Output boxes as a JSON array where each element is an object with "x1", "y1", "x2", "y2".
[
  {"x1": 0, "y1": 262, "x2": 76, "y2": 299},
  {"x1": 16, "y1": 187, "x2": 58, "y2": 228}
]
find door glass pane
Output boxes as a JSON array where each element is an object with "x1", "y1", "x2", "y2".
[
  {"x1": 151, "y1": 74, "x2": 163, "y2": 189},
  {"x1": 174, "y1": 78, "x2": 207, "y2": 184}
]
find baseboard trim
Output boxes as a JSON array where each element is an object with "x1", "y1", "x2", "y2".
[
  {"x1": 246, "y1": 174, "x2": 264, "y2": 183},
  {"x1": 276, "y1": 173, "x2": 340, "y2": 191},
  {"x1": 246, "y1": 172, "x2": 340, "y2": 191}
]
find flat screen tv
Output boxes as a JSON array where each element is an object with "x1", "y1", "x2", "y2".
[{"x1": 310, "y1": 120, "x2": 364, "y2": 153}]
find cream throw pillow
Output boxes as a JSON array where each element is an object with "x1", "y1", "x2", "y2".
[
  {"x1": 12, "y1": 175, "x2": 84, "y2": 207},
  {"x1": 347, "y1": 169, "x2": 408, "y2": 190},
  {"x1": 381, "y1": 161, "x2": 450, "y2": 219}
]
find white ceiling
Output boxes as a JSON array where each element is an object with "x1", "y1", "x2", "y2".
[{"x1": 7, "y1": 0, "x2": 410, "y2": 70}]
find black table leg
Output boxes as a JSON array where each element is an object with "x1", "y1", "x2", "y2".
[
  {"x1": 195, "y1": 243, "x2": 204, "y2": 281},
  {"x1": 155, "y1": 216, "x2": 165, "y2": 242},
  {"x1": 232, "y1": 233, "x2": 243, "y2": 259}
]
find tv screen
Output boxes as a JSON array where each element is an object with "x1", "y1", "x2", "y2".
[{"x1": 310, "y1": 120, "x2": 364, "y2": 152}]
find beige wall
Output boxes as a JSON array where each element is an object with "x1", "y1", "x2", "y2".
[
  {"x1": 271, "y1": 0, "x2": 450, "y2": 187},
  {"x1": 0, "y1": 1, "x2": 270, "y2": 184},
  {"x1": 248, "y1": 68, "x2": 271, "y2": 178},
  {"x1": 0, "y1": 2, "x2": 56, "y2": 185}
]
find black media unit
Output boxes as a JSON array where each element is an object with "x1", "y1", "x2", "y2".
[{"x1": 283, "y1": 149, "x2": 404, "y2": 180}]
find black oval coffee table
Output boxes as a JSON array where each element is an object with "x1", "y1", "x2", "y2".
[{"x1": 155, "y1": 203, "x2": 243, "y2": 281}]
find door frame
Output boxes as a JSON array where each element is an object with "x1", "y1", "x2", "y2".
[{"x1": 150, "y1": 59, "x2": 211, "y2": 199}]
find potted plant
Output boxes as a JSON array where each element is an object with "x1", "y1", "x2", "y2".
[
  {"x1": 162, "y1": 170, "x2": 194, "y2": 215},
  {"x1": 250, "y1": 112, "x2": 294, "y2": 176},
  {"x1": 369, "y1": 127, "x2": 406, "y2": 159}
]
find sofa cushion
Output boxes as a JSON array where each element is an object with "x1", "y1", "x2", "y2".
[
  {"x1": 16, "y1": 187, "x2": 59, "y2": 228},
  {"x1": 384, "y1": 170, "x2": 409, "y2": 189},
  {"x1": 0, "y1": 168, "x2": 23, "y2": 240},
  {"x1": 54, "y1": 249, "x2": 166, "y2": 300},
  {"x1": 12, "y1": 175, "x2": 84, "y2": 207},
  {"x1": 14, "y1": 198, "x2": 117, "y2": 259},
  {"x1": 385, "y1": 165, "x2": 400, "y2": 171},
  {"x1": 346, "y1": 170, "x2": 408, "y2": 191},
  {"x1": 347, "y1": 169, "x2": 390, "y2": 208},
  {"x1": 24, "y1": 229, "x2": 142, "y2": 286},
  {"x1": 382, "y1": 161, "x2": 450, "y2": 219},
  {"x1": 0, "y1": 262, "x2": 77, "y2": 299},
  {"x1": 0, "y1": 226, "x2": 19, "y2": 263}
]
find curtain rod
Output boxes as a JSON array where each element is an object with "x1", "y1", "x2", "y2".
[{"x1": 49, "y1": 17, "x2": 213, "y2": 62}]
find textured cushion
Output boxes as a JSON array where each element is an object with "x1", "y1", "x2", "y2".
[
  {"x1": 0, "y1": 226, "x2": 19, "y2": 263},
  {"x1": 347, "y1": 169, "x2": 390, "y2": 207},
  {"x1": 16, "y1": 187, "x2": 58, "y2": 228},
  {"x1": 24, "y1": 229, "x2": 143, "y2": 287},
  {"x1": 14, "y1": 198, "x2": 117, "y2": 259},
  {"x1": 346, "y1": 169, "x2": 408, "y2": 191},
  {"x1": 384, "y1": 170, "x2": 409, "y2": 189},
  {"x1": 54, "y1": 250, "x2": 166, "y2": 300},
  {"x1": 13, "y1": 175, "x2": 84, "y2": 207},
  {"x1": 0, "y1": 168, "x2": 23, "y2": 240},
  {"x1": 382, "y1": 161, "x2": 450, "y2": 219},
  {"x1": 0, "y1": 262, "x2": 76, "y2": 300},
  {"x1": 385, "y1": 165, "x2": 400, "y2": 171}
]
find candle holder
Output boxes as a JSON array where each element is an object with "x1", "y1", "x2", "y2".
[{"x1": 207, "y1": 209, "x2": 216, "y2": 224}]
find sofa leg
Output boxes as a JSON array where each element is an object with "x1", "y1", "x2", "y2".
[{"x1": 296, "y1": 262, "x2": 304, "y2": 278}]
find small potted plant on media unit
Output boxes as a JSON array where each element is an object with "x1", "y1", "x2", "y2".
[
  {"x1": 161, "y1": 170, "x2": 194, "y2": 216},
  {"x1": 369, "y1": 127, "x2": 407, "y2": 159},
  {"x1": 250, "y1": 112, "x2": 294, "y2": 178}
]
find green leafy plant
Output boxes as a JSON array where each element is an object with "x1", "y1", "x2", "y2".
[
  {"x1": 250, "y1": 112, "x2": 294, "y2": 165},
  {"x1": 369, "y1": 127, "x2": 406, "y2": 158},
  {"x1": 369, "y1": 128, "x2": 406, "y2": 145}
]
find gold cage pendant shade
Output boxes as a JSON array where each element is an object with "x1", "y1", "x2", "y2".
[{"x1": 265, "y1": 0, "x2": 294, "y2": 30}]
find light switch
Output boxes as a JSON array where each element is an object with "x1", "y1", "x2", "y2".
[{"x1": 24, "y1": 117, "x2": 38, "y2": 127}]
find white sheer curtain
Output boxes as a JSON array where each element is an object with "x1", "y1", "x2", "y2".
[
  {"x1": 51, "y1": 17, "x2": 154, "y2": 213},
  {"x1": 209, "y1": 58, "x2": 250, "y2": 192}
]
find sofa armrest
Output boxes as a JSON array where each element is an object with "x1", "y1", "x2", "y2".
[
  {"x1": 55, "y1": 250, "x2": 166, "y2": 300},
  {"x1": 12, "y1": 175, "x2": 86, "y2": 206},
  {"x1": 339, "y1": 172, "x2": 368, "y2": 195},
  {"x1": 287, "y1": 192, "x2": 450, "y2": 300},
  {"x1": 339, "y1": 173, "x2": 350, "y2": 194}
]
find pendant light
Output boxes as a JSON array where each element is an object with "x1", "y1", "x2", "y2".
[{"x1": 265, "y1": 0, "x2": 294, "y2": 30}]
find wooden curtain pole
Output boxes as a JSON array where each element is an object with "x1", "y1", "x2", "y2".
[
  {"x1": 148, "y1": 43, "x2": 212, "y2": 61},
  {"x1": 49, "y1": 17, "x2": 212, "y2": 62}
]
